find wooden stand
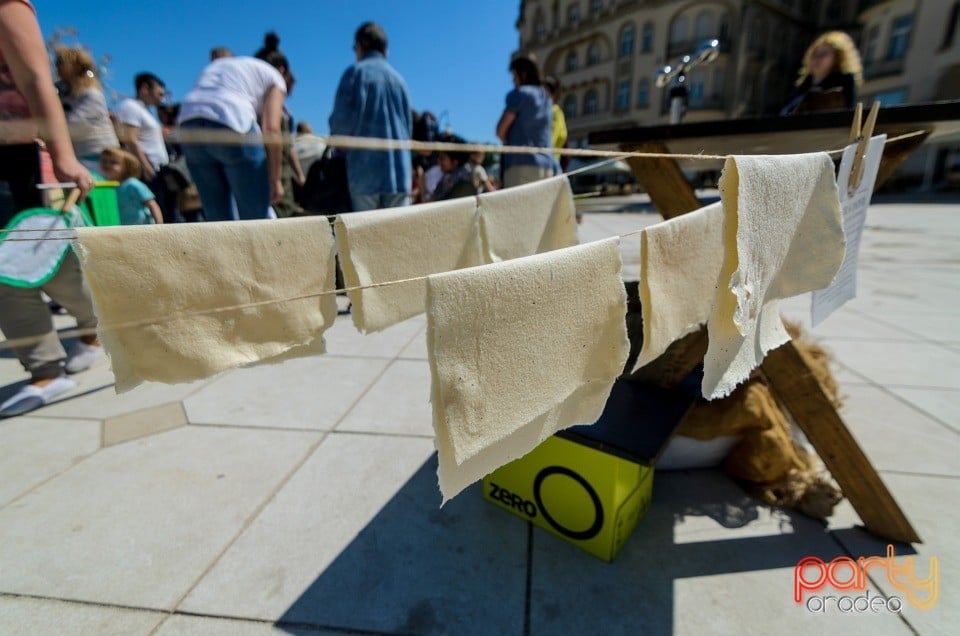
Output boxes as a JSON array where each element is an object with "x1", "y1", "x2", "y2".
[{"x1": 620, "y1": 140, "x2": 922, "y2": 544}]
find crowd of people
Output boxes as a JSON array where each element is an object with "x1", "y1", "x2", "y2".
[
  {"x1": 0, "y1": 0, "x2": 568, "y2": 418},
  {"x1": 0, "y1": 0, "x2": 863, "y2": 419}
]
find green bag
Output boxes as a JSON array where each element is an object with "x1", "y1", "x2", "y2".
[{"x1": 0, "y1": 205, "x2": 92, "y2": 288}]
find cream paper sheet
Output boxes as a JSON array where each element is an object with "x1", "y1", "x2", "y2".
[
  {"x1": 477, "y1": 174, "x2": 578, "y2": 263},
  {"x1": 427, "y1": 237, "x2": 629, "y2": 503},
  {"x1": 75, "y1": 217, "x2": 338, "y2": 392},
  {"x1": 634, "y1": 202, "x2": 724, "y2": 371},
  {"x1": 703, "y1": 153, "x2": 844, "y2": 400},
  {"x1": 335, "y1": 198, "x2": 483, "y2": 333}
]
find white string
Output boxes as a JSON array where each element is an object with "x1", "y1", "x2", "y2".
[{"x1": 2, "y1": 128, "x2": 928, "y2": 240}]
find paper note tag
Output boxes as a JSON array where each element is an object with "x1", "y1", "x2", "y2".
[{"x1": 811, "y1": 134, "x2": 887, "y2": 326}]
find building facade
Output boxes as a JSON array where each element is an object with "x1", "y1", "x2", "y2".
[
  {"x1": 516, "y1": 0, "x2": 860, "y2": 149},
  {"x1": 858, "y1": 0, "x2": 960, "y2": 187}
]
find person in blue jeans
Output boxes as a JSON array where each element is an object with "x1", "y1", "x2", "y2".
[
  {"x1": 329, "y1": 22, "x2": 412, "y2": 212},
  {"x1": 177, "y1": 35, "x2": 290, "y2": 221}
]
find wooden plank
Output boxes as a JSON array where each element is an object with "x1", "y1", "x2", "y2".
[
  {"x1": 623, "y1": 141, "x2": 702, "y2": 220},
  {"x1": 874, "y1": 130, "x2": 932, "y2": 191},
  {"x1": 628, "y1": 326, "x2": 708, "y2": 389},
  {"x1": 761, "y1": 342, "x2": 921, "y2": 544}
]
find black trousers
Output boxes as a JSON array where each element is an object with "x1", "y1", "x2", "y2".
[{"x1": 0, "y1": 143, "x2": 42, "y2": 227}]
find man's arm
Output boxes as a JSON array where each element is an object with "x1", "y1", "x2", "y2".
[
  {"x1": 261, "y1": 86, "x2": 285, "y2": 205},
  {"x1": 118, "y1": 120, "x2": 155, "y2": 181},
  {"x1": 496, "y1": 110, "x2": 516, "y2": 143},
  {"x1": 328, "y1": 69, "x2": 357, "y2": 135}
]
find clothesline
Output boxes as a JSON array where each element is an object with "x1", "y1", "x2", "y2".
[
  {"x1": 6, "y1": 117, "x2": 926, "y2": 160},
  {"x1": 0, "y1": 220, "x2": 646, "y2": 353},
  {"x1": 0, "y1": 129, "x2": 923, "y2": 240},
  {"x1": 0, "y1": 154, "x2": 629, "y2": 240}
]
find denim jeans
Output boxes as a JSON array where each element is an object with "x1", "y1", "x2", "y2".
[
  {"x1": 350, "y1": 192, "x2": 409, "y2": 212},
  {"x1": 180, "y1": 119, "x2": 270, "y2": 221}
]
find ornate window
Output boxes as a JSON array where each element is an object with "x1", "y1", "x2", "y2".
[
  {"x1": 887, "y1": 15, "x2": 912, "y2": 60},
  {"x1": 620, "y1": 24, "x2": 635, "y2": 58},
  {"x1": 616, "y1": 81, "x2": 631, "y2": 110},
  {"x1": 636, "y1": 79, "x2": 649, "y2": 107},
  {"x1": 565, "y1": 50, "x2": 579, "y2": 72},
  {"x1": 591, "y1": 0, "x2": 603, "y2": 17},
  {"x1": 694, "y1": 11, "x2": 713, "y2": 41},
  {"x1": 587, "y1": 42, "x2": 601, "y2": 65},
  {"x1": 670, "y1": 16, "x2": 689, "y2": 47},
  {"x1": 642, "y1": 22, "x2": 654, "y2": 53},
  {"x1": 568, "y1": 3, "x2": 581, "y2": 27},
  {"x1": 584, "y1": 89, "x2": 599, "y2": 114},
  {"x1": 563, "y1": 95, "x2": 577, "y2": 118}
]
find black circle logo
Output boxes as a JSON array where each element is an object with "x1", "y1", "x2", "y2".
[{"x1": 533, "y1": 466, "x2": 604, "y2": 540}]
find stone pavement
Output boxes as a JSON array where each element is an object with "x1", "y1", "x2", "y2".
[{"x1": 0, "y1": 202, "x2": 956, "y2": 635}]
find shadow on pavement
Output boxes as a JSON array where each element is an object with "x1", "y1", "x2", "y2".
[{"x1": 274, "y1": 455, "x2": 887, "y2": 635}]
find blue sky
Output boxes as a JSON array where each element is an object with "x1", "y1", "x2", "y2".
[{"x1": 36, "y1": 0, "x2": 522, "y2": 143}]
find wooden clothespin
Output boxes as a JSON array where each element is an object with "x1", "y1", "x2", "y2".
[
  {"x1": 848, "y1": 101, "x2": 880, "y2": 191},
  {"x1": 60, "y1": 187, "x2": 82, "y2": 214}
]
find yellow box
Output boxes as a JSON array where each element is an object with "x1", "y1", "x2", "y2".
[{"x1": 483, "y1": 435, "x2": 654, "y2": 562}]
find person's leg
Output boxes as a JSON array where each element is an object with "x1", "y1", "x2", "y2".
[
  {"x1": 149, "y1": 172, "x2": 182, "y2": 224},
  {"x1": 181, "y1": 121, "x2": 234, "y2": 222},
  {"x1": 350, "y1": 193, "x2": 381, "y2": 212},
  {"x1": 503, "y1": 165, "x2": 546, "y2": 188},
  {"x1": 220, "y1": 128, "x2": 270, "y2": 221},
  {"x1": 379, "y1": 192, "x2": 409, "y2": 209},
  {"x1": 42, "y1": 250, "x2": 102, "y2": 374},
  {"x1": 183, "y1": 146, "x2": 233, "y2": 222},
  {"x1": 0, "y1": 284, "x2": 67, "y2": 380}
]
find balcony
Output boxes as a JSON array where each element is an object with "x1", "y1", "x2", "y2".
[{"x1": 863, "y1": 57, "x2": 906, "y2": 80}]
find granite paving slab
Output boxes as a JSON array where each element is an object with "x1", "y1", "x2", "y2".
[
  {"x1": 0, "y1": 417, "x2": 100, "y2": 507},
  {"x1": 0, "y1": 426, "x2": 320, "y2": 610},
  {"x1": 180, "y1": 434, "x2": 527, "y2": 635},
  {"x1": 184, "y1": 356, "x2": 391, "y2": 430}
]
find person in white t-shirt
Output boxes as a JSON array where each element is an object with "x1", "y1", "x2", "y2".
[
  {"x1": 177, "y1": 50, "x2": 289, "y2": 221},
  {"x1": 117, "y1": 73, "x2": 169, "y2": 181},
  {"x1": 117, "y1": 72, "x2": 173, "y2": 220}
]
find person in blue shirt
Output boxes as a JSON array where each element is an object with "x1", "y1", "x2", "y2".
[
  {"x1": 496, "y1": 56, "x2": 556, "y2": 188},
  {"x1": 329, "y1": 22, "x2": 413, "y2": 211}
]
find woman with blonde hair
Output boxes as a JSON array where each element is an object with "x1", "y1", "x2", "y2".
[
  {"x1": 781, "y1": 31, "x2": 862, "y2": 115},
  {"x1": 55, "y1": 46, "x2": 119, "y2": 172}
]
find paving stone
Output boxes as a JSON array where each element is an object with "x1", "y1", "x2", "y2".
[
  {"x1": 884, "y1": 387, "x2": 960, "y2": 435},
  {"x1": 154, "y1": 614, "x2": 340, "y2": 635},
  {"x1": 102, "y1": 401, "x2": 187, "y2": 447},
  {"x1": 830, "y1": 473, "x2": 960, "y2": 634},
  {"x1": 184, "y1": 356, "x2": 390, "y2": 430},
  {"x1": 337, "y1": 360, "x2": 433, "y2": 437},
  {"x1": 824, "y1": 340, "x2": 960, "y2": 389},
  {"x1": 323, "y1": 313, "x2": 426, "y2": 359},
  {"x1": 529, "y1": 470, "x2": 910, "y2": 635},
  {"x1": 0, "y1": 596, "x2": 164, "y2": 635},
  {"x1": 0, "y1": 417, "x2": 100, "y2": 507},
  {"x1": 0, "y1": 426, "x2": 320, "y2": 610},
  {"x1": 180, "y1": 434, "x2": 527, "y2": 635},
  {"x1": 36, "y1": 369, "x2": 209, "y2": 421},
  {"x1": 838, "y1": 384, "x2": 960, "y2": 478}
]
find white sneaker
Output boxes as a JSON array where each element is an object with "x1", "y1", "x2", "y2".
[
  {"x1": 0, "y1": 376, "x2": 76, "y2": 418},
  {"x1": 65, "y1": 341, "x2": 103, "y2": 374}
]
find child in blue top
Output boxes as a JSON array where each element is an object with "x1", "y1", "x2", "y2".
[{"x1": 99, "y1": 147, "x2": 163, "y2": 225}]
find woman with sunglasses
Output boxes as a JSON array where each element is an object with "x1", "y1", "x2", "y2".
[{"x1": 781, "y1": 31, "x2": 862, "y2": 115}]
